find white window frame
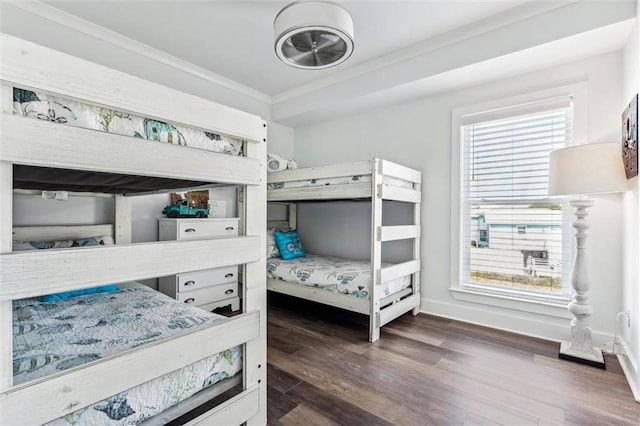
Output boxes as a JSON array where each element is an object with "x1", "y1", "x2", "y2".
[{"x1": 450, "y1": 83, "x2": 587, "y2": 317}]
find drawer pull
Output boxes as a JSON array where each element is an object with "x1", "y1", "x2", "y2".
[
  {"x1": 225, "y1": 289, "x2": 234, "y2": 295},
  {"x1": 225, "y1": 226, "x2": 235, "y2": 231},
  {"x1": 184, "y1": 280, "x2": 196, "y2": 286},
  {"x1": 225, "y1": 273, "x2": 234, "y2": 278},
  {"x1": 184, "y1": 298, "x2": 196, "y2": 304},
  {"x1": 185, "y1": 228, "x2": 196, "y2": 233}
]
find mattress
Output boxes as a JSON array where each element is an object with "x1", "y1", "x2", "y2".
[
  {"x1": 13, "y1": 282, "x2": 242, "y2": 425},
  {"x1": 13, "y1": 88, "x2": 243, "y2": 155},
  {"x1": 266, "y1": 254, "x2": 410, "y2": 299},
  {"x1": 267, "y1": 174, "x2": 413, "y2": 190}
]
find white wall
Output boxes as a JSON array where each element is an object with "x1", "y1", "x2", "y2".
[
  {"x1": 621, "y1": 0, "x2": 640, "y2": 401},
  {"x1": 267, "y1": 124, "x2": 295, "y2": 158},
  {"x1": 3, "y1": 3, "x2": 294, "y2": 288},
  {"x1": 294, "y1": 51, "x2": 626, "y2": 345},
  {"x1": 13, "y1": 194, "x2": 114, "y2": 226},
  {"x1": 297, "y1": 201, "x2": 414, "y2": 263}
]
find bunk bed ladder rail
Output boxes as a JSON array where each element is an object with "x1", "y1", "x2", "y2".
[
  {"x1": 374, "y1": 159, "x2": 422, "y2": 335},
  {"x1": 239, "y1": 119, "x2": 268, "y2": 426},
  {"x1": 370, "y1": 159, "x2": 384, "y2": 342},
  {"x1": 0, "y1": 85, "x2": 13, "y2": 392}
]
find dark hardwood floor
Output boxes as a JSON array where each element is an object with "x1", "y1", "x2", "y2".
[{"x1": 267, "y1": 293, "x2": 640, "y2": 426}]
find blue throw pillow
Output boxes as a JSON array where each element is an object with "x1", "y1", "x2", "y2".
[
  {"x1": 274, "y1": 229, "x2": 306, "y2": 260},
  {"x1": 41, "y1": 284, "x2": 119, "y2": 302}
]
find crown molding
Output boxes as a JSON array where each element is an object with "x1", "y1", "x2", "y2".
[
  {"x1": 8, "y1": 0, "x2": 273, "y2": 105},
  {"x1": 272, "y1": 0, "x2": 635, "y2": 125},
  {"x1": 271, "y1": 1, "x2": 569, "y2": 104}
]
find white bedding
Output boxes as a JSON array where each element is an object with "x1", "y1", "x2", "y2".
[
  {"x1": 13, "y1": 88, "x2": 243, "y2": 155},
  {"x1": 267, "y1": 254, "x2": 410, "y2": 299}
]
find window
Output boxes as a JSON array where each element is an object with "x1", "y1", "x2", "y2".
[{"x1": 456, "y1": 96, "x2": 573, "y2": 299}]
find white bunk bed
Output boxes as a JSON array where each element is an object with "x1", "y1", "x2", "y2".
[
  {"x1": 267, "y1": 158, "x2": 421, "y2": 342},
  {"x1": 0, "y1": 34, "x2": 266, "y2": 425}
]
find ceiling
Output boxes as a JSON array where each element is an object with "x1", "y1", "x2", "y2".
[
  {"x1": 3, "y1": 1, "x2": 637, "y2": 126},
  {"x1": 42, "y1": 0, "x2": 532, "y2": 96}
]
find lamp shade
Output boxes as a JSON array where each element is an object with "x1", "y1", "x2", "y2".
[
  {"x1": 274, "y1": 1, "x2": 354, "y2": 69},
  {"x1": 548, "y1": 142, "x2": 628, "y2": 196}
]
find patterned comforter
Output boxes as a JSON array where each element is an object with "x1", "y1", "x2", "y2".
[
  {"x1": 13, "y1": 282, "x2": 242, "y2": 425},
  {"x1": 13, "y1": 88, "x2": 243, "y2": 155},
  {"x1": 267, "y1": 254, "x2": 410, "y2": 299}
]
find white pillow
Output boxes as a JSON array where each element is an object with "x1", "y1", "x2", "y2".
[
  {"x1": 267, "y1": 152, "x2": 297, "y2": 172},
  {"x1": 267, "y1": 229, "x2": 281, "y2": 259}
]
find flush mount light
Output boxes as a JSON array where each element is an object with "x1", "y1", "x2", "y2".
[{"x1": 274, "y1": 1, "x2": 354, "y2": 70}]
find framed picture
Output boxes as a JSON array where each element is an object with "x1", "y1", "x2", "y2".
[
  {"x1": 170, "y1": 189, "x2": 209, "y2": 206},
  {"x1": 622, "y1": 93, "x2": 638, "y2": 179}
]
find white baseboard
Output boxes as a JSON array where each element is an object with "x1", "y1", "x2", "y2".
[
  {"x1": 420, "y1": 297, "x2": 613, "y2": 347},
  {"x1": 617, "y1": 339, "x2": 640, "y2": 402}
]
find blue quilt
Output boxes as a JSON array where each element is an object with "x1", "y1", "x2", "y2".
[{"x1": 13, "y1": 282, "x2": 242, "y2": 425}]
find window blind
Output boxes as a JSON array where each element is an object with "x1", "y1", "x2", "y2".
[
  {"x1": 460, "y1": 98, "x2": 572, "y2": 293},
  {"x1": 463, "y1": 104, "x2": 572, "y2": 201}
]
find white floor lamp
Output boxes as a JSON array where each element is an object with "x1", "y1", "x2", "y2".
[{"x1": 548, "y1": 142, "x2": 627, "y2": 368}]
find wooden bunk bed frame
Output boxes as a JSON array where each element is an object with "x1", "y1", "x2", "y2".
[
  {"x1": 267, "y1": 158, "x2": 422, "y2": 342},
  {"x1": 0, "y1": 34, "x2": 266, "y2": 425}
]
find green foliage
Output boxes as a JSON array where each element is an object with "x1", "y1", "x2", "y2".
[
  {"x1": 98, "y1": 108, "x2": 131, "y2": 132},
  {"x1": 471, "y1": 271, "x2": 561, "y2": 291}
]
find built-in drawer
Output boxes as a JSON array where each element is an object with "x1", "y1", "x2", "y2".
[
  {"x1": 177, "y1": 282, "x2": 237, "y2": 306},
  {"x1": 177, "y1": 266, "x2": 237, "y2": 292},
  {"x1": 178, "y1": 219, "x2": 238, "y2": 240}
]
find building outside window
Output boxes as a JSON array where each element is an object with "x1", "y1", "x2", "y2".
[{"x1": 456, "y1": 96, "x2": 573, "y2": 298}]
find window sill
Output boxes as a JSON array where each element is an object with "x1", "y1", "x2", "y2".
[{"x1": 450, "y1": 285, "x2": 572, "y2": 319}]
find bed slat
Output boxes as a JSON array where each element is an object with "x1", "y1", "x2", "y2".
[
  {"x1": 0, "y1": 311, "x2": 260, "y2": 426},
  {"x1": 142, "y1": 376, "x2": 242, "y2": 426},
  {"x1": 1, "y1": 114, "x2": 261, "y2": 187},
  {"x1": 267, "y1": 278, "x2": 370, "y2": 314},
  {"x1": 378, "y1": 225, "x2": 421, "y2": 242},
  {"x1": 379, "y1": 259, "x2": 421, "y2": 284},
  {"x1": 184, "y1": 386, "x2": 260, "y2": 426},
  {"x1": 380, "y1": 287, "x2": 413, "y2": 307},
  {"x1": 380, "y1": 160, "x2": 422, "y2": 184},
  {"x1": 1, "y1": 34, "x2": 263, "y2": 143},
  {"x1": 0, "y1": 237, "x2": 259, "y2": 301},
  {"x1": 267, "y1": 183, "x2": 372, "y2": 201},
  {"x1": 379, "y1": 293, "x2": 421, "y2": 326},
  {"x1": 12, "y1": 225, "x2": 113, "y2": 242},
  {"x1": 267, "y1": 160, "x2": 372, "y2": 183},
  {"x1": 379, "y1": 184, "x2": 421, "y2": 203}
]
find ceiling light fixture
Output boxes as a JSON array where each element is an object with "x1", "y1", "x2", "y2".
[{"x1": 274, "y1": 1, "x2": 354, "y2": 70}]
